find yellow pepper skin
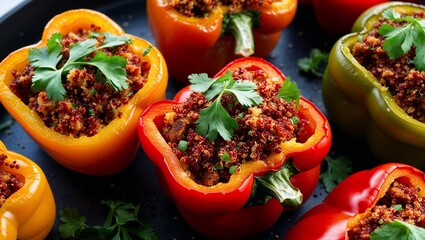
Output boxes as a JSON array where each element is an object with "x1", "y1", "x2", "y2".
[
  {"x1": 0, "y1": 9, "x2": 168, "y2": 175},
  {"x1": 322, "y1": 2, "x2": 425, "y2": 168},
  {"x1": 0, "y1": 140, "x2": 55, "y2": 240}
]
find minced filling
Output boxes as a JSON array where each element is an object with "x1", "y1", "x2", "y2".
[
  {"x1": 162, "y1": 67, "x2": 307, "y2": 187},
  {"x1": 347, "y1": 180, "x2": 425, "y2": 239},
  {"x1": 0, "y1": 154, "x2": 23, "y2": 208},
  {"x1": 10, "y1": 26, "x2": 150, "y2": 137},
  {"x1": 352, "y1": 11, "x2": 425, "y2": 123},
  {"x1": 169, "y1": 0, "x2": 274, "y2": 17}
]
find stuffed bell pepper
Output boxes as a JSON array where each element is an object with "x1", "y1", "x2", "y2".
[
  {"x1": 0, "y1": 9, "x2": 168, "y2": 175},
  {"x1": 147, "y1": 0, "x2": 297, "y2": 82},
  {"x1": 285, "y1": 163, "x2": 425, "y2": 239},
  {"x1": 322, "y1": 2, "x2": 425, "y2": 168},
  {"x1": 138, "y1": 57, "x2": 331, "y2": 239},
  {"x1": 0, "y1": 140, "x2": 55, "y2": 239}
]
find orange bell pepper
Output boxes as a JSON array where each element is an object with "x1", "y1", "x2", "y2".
[
  {"x1": 147, "y1": 0, "x2": 297, "y2": 83},
  {"x1": 0, "y1": 140, "x2": 55, "y2": 239},
  {"x1": 0, "y1": 9, "x2": 168, "y2": 175}
]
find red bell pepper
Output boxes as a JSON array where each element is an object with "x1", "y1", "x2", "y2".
[
  {"x1": 138, "y1": 57, "x2": 331, "y2": 238},
  {"x1": 285, "y1": 163, "x2": 425, "y2": 239},
  {"x1": 147, "y1": 0, "x2": 297, "y2": 83},
  {"x1": 312, "y1": 0, "x2": 419, "y2": 34}
]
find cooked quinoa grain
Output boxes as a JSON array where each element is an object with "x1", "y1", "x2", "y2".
[
  {"x1": 0, "y1": 154, "x2": 23, "y2": 208},
  {"x1": 352, "y1": 11, "x2": 425, "y2": 123},
  {"x1": 10, "y1": 26, "x2": 150, "y2": 137},
  {"x1": 163, "y1": 67, "x2": 306, "y2": 186},
  {"x1": 347, "y1": 180, "x2": 425, "y2": 239}
]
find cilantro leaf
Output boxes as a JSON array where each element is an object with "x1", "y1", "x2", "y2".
[
  {"x1": 188, "y1": 71, "x2": 262, "y2": 141},
  {"x1": 59, "y1": 200, "x2": 159, "y2": 240},
  {"x1": 370, "y1": 220, "x2": 425, "y2": 240},
  {"x1": 379, "y1": 9, "x2": 425, "y2": 71},
  {"x1": 297, "y1": 48, "x2": 329, "y2": 77},
  {"x1": 277, "y1": 77, "x2": 300, "y2": 108},
  {"x1": 28, "y1": 32, "x2": 130, "y2": 101},
  {"x1": 319, "y1": 156, "x2": 353, "y2": 193}
]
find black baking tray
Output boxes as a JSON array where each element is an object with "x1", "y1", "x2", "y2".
[{"x1": 0, "y1": 0, "x2": 383, "y2": 239}]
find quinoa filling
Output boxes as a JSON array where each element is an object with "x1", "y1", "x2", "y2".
[
  {"x1": 169, "y1": 0, "x2": 275, "y2": 17},
  {"x1": 352, "y1": 11, "x2": 425, "y2": 123},
  {"x1": 9, "y1": 26, "x2": 150, "y2": 137},
  {"x1": 0, "y1": 154, "x2": 23, "y2": 208},
  {"x1": 162, "y1": 67, "x2": 307, "y2": 187},
  {"x1": 347, "y1": 180, "x2": 425, "y2": 239}
]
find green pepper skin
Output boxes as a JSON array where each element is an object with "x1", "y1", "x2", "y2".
[{"x1": 322, "y1": 2, "x2": 425, "y2": 168}]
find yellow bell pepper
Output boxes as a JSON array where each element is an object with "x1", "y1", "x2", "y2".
[
  {"x1": 0, "y1": 9, "x2": 168, "y2": 175},
  {"x1": 0, "y1": 140, "x2": 55, "y2": 239}
]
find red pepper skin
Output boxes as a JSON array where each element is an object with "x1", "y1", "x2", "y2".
[
  {"x1": 138, "y1": 57, "x2": 331, "y2": 238},
  {"x1": 285, "y1": 163, "x2": 425, "y2": 240},
  {"x1": 312, "y1": 0, "x2": 419, "y2": 34},
  {"x1": 146, "y1": 0, "x2": 297, "y2": 83}
]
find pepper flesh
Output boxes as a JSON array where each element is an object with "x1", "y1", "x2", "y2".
[
  {"x1": 138, "y1": 57, "x2": 331, "y2": 238},
  {"x1": 285, "y1": 163, "x2": 425, "y2": 240},
  {"x1": 0, "y1": 9, "x2": 168, "y2": 175},
  {"x1": 322, "y1": 2, "x2": 425, "y2": 168},
  {"x1": 147, "y1": 0, "x2": 297, "y2": 82},
  {"x1": 0, "y1": 141, "x2": 55, "y2": 240}
]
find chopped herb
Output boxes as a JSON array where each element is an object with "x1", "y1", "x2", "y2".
[
  {"x1": 297, "y1": 48, "x2": 329, "y2": 77},
  {"x1": 143, "y1": 45, "x2": 153, "y2": 56},
  {"x1": 213, "y1": 165, "x2": 224, "y2": 170},
  {"x1": 28, "y1": 32, "x2": 131, "y2": 101},
  {"x1": 58, "y1": 200, "x2": 158, "y2": 240},
  {"x1": 370, "y1": 220, "x2": 425, "y2": 240},
  {"x1": 188, "y1": 71, "x2": 262, "y2": 141},
  {"x1": 88, "y1": 109, "x2": 95, "y2": 116},
  {"x1": 393, "y1": 204, "x2": 403, "y2": 211},
  {"x1": 178, "y1": 140, "x2": 188, "y2": 151},
  {"x1": 379, "y1": 9, "x2": 425, "y2": 71},
  {"x1": 290, "y1": 116, "x2": 299, "y2": 125},
  {"x1": 320, "y1": 156, "x2": 353, "y2": 193},
  {"x1": 229, "y1": 165, "x2": 238, "y2": 174},
  {"x1": 71, "y1": 103, "x2": 77, "y2": 108},
  {"x1": 220, "y1": 152, "x2": 230, "y2": 161},
  {"x1": 277, "y1": 77, "x2": 300, "y2": 108}
]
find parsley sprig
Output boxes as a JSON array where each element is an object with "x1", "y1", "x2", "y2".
[
  {"x1": 297, "y1": 48, "x2": 329, "y2": 78},
  {"x1": 189, "y1": 71, "x2": 300, "y2": 141},
  {"x1": 378, "y1": 9, "x2": 425, "y2": 71},
  {"x1": 319, "y1": 156, "x2": 353, "y2": 193},
  {"x1": 371, "y1": 220, "x2": 425, "y2": 240},
  {"x1": 28, "y1": 32, "x2": 132, "y2": 101},
  {"x1": 58, "y1": 200, "x2": 159, "y2": 240}
]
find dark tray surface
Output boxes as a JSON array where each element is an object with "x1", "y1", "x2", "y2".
[{"x1": 0, "y1": 0, "x2": 380, "y2": 239}]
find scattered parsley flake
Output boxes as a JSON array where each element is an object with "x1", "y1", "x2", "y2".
[
  {"x1": 229, "y1": 165, "x2": 238, "y2": 174},
  {"x1": 297, "y1": 48, "x2": 329, "y2": 77},
  {"x1": 143, "y1": 45, "x2": 153, "y2": 56},
  {"x1": 178, "y1": 140, "x2": 188, "y2": 151}
]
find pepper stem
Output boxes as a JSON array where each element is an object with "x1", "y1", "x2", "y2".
[
  {"x1": 227, "y1": 12, "x2": 255, "y2": 57},
  {"x1": 245, "y1": 160, "x2": 303, "y2": 208}
]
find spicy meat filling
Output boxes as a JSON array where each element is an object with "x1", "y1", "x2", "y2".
[
  {"x1": 169, "y1": 0, "x2": 273, "y2": 17},
  {"x1": 163, "y1": 67, "x2": 306, "y2": 187},
  {"x1": 347, "y1": 180, "x2": 425, "y2": 239},
  {"x1": 0, "y1": 154, "x2": 23, "y2": 208},
  {"x1": 9, "y1": 26, "x2": 150, "y2": 137},
  {"x1": 352, "y1": 12, "x2": 425, "y2": 123}
]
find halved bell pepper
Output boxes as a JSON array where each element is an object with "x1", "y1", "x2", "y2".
[
  {"x1": 285, "y1": 162, "x2": 425, "y2": 239},
  {"x1": 322, "y1": 2, "x2": 425, "y2": 168},
  {"x1": 147, "y1": 0, "x2": 297, "y2": 82},
  {"x1": 0, "y1": 140, "x2": 55, "y2": 239},
  {"x1": 0, "y1": 9, "x2": 168, "y2": 175},
  {"x1": 138, "y1": 57, "x2": 332, "y2": 238}
]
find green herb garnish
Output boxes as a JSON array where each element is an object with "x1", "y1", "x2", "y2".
[
  {"x1": 297, "y1": 48, "x2": 329, "y2": 77},
  {"x1": 320, "y1": 156, "x2": 353, "y2": 193},
  {"x1": 393, "y1": 204, "x2": 403, "y2": 211},
  {"x1": 378, "y1": 9, "x2": 425, "y2": 71},
  {"x1": 221, "y1": 152, "x2": 230, "y2": 161},
  {"x1": 277, "y1": 77, "x2": 300, "y2": 108},
  {"x1": 370, "y1": 220, "x2": 425, "y2": 240},
  {"x1": 229, "y1": 165, "x2": 238, "y2": 174},
  {"x1": 58, "y1": 200, "x2": 158, "y2": 240},
  {"x1": 189, "y1": 71, "x2": 262, "y2": 141},
  {"x1": 28, "y1": 32, "x2": 132, "y2": 101},
  {"x1": 143, "y1": 45, "x2": 153, "y2": 56},
  {"x1": 178, "y1": 140, "x2": 188, "y2": 151}
]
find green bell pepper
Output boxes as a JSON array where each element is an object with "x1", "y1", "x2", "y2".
[{"x1": 322, "y1": 1, "x2": 425, "y2": 168}]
